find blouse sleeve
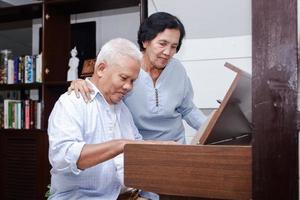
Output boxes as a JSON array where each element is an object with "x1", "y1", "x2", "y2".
[{"x1": 176, "y1": 76, "x2": 207, "y2": 130}]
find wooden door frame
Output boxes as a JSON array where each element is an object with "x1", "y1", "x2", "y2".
[{"x1": 252, "y1": 0, "x2": 298, "y2": 199}]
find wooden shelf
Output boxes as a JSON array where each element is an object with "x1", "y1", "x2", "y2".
[
  {"x1": 0, "y1": 3, "x2": 42, "y2": 23},
  {"x1": 0, "y1": 129, "x2": 44, "y2": 134},
  {"x1": 0, "y1": 83, "x2": 42, "y2": 90}
]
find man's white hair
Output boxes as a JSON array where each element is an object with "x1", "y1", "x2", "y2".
[{"x1": 95, "y1": 38, "x2": 142, "y2": 68}]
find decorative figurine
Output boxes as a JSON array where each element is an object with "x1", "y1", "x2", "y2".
[{"x1": 67, "y1": 46, "x2": 79, "y2": 81}]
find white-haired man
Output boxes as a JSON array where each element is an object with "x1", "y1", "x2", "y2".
[{"x1": 47, "y1": 38, "x2": 159, "y2": 200}]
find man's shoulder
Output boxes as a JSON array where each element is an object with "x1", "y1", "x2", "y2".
[{"x1": 58, "y1": 91, "x2": 86, "y2": 105}]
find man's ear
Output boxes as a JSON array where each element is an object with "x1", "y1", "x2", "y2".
[{"x1": 94, "y1": 61, "x2": 107, "y2": 77}]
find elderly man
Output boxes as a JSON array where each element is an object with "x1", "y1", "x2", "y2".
[{"x1": 47, "y1": 38, "x2": 153, "y2": 200}]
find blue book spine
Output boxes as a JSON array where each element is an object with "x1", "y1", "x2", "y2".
[{"x1": 13, "y1": 57, "x2": 19, "y2": 84}]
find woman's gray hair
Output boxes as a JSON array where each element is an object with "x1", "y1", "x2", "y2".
[{"x1": 95, "y1": 38, "x2": 142, "y2": 68}]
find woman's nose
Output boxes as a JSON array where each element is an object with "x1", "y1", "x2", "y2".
[{"x1": 163, "y1": 46, "x2": 172, "y2": 56}]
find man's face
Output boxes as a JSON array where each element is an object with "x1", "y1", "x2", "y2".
[
  {"x1": 143, "y1": 28, "x2": 180, "y2": 69},
  {"x1": 98, "y1": 56, "x2": 140, "y2": 104}
]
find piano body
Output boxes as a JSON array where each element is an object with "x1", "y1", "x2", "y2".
[{"x1": 124, "y1": 63, "x2": 252, "y2": 200}]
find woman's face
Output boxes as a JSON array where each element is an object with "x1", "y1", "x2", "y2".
[{"x1": 143, "y1": 28, "x2": 180, "y2": 69}]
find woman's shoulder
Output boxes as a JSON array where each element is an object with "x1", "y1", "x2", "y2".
[
  {"x1": 168, "y1": 58, "x2": 187, "y2": 74},
  {"x1": 169, "y1": 57, "x2": 181, "y2": 64}
]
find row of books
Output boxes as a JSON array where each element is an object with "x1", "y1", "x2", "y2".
[
  {"x1": 3, "y1": 99, "x2": 42, "y2": 129},
  {"x1": 1, "y1": 54, "x2": 42, "y2": 84}
]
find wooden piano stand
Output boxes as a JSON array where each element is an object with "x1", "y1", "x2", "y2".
[{"x1": 124, "y1": 63, "x2": 252, "y2": 200}]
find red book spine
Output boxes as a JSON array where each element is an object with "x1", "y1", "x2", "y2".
[
  {"x1": 29, "y1": 100, "x2": 35, "y2": 129},
  {"x1": 24, "y1": 100, "x2": 30, "y2": 129}
]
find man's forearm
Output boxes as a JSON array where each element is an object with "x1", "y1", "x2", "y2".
[{"x1": 76, "y1": 139, "x2": 133, "y2": 170}]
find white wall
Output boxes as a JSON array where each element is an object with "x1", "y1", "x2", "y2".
[
  {"x1": 32, "y1": 18, "x2": 41, "y2": 55},
  {"x1": 148, "y1": 0, "x2": 251, "y2": 39},
  {"x1": 1, "y1": 0, "x2": 37, "y2": 6},
  {"x1": 175, "y1": 36, "x2": 251, "y2": 109}
]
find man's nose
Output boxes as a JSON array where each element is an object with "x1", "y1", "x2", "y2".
[{"x1": 123, "y1": 81, "x2": 133, "y2": 91}]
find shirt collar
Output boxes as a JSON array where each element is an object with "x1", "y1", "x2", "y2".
[{"x1": 85, "y1": 77, "x2": 101, "y2": 101}]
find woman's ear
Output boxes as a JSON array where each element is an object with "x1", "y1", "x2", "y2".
[
  {"x1": 142, "y1": 41, "x2": 149, "y2": 49},
  {"x1": 94, "y1": 61, "x2": 107, "y2": 78}
]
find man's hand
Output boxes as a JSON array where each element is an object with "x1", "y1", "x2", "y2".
[
  {"x1": 68, "y1": 79, "x2": 94, "y2": 103},
  {"x1": 137, "y1": 140, "x2": 178, "y2": 145}
]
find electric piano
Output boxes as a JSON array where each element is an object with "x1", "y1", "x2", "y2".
[{"x1": 124, "y1": 63, "x2": 252, "y2": 200}]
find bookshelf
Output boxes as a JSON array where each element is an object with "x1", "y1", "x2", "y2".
[{"x1": 0, "y1": 0, "x2": 146, "y2": 199}]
